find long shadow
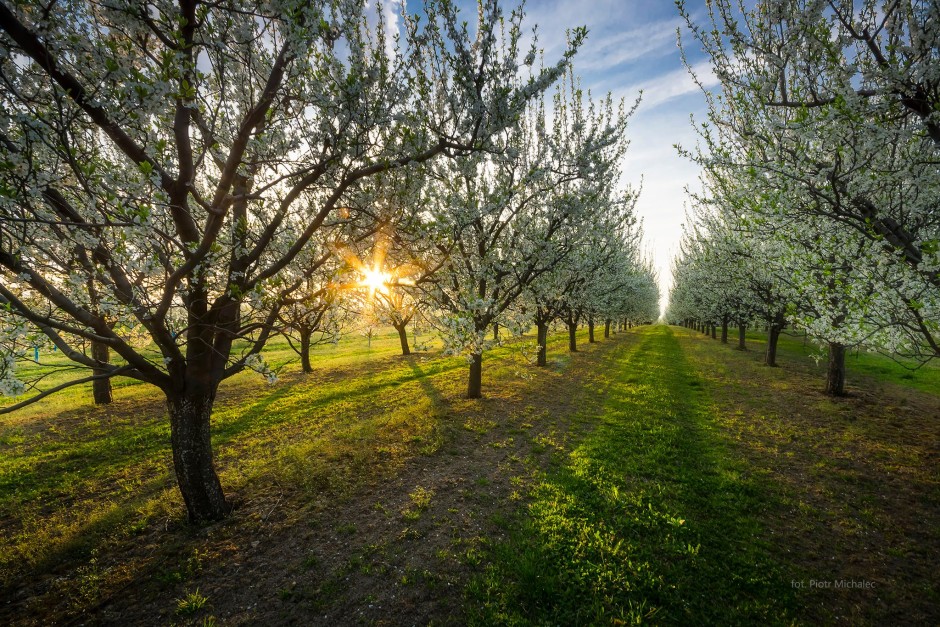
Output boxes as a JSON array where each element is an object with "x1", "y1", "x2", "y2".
[{"x1": 470, "y1": 326, "x2": 794, "y2": 625}]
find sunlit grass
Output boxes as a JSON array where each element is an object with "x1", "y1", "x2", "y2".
[
  {"x1": 467, "y1": 326, "x2": 794, "y2": 624},
  {"x1": 0, "y1": 324, "x2": 588, "y2": 620}
]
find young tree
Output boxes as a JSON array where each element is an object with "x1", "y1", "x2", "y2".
[
  {"x1": 0, "y1": 0, "x2": 581, "y2": 521},
  {"x1": 418, "y1": 76, "x2": 634, "y2": 397},
  {"x1": 679, "y1": 0, "x2": 940, "y2": 358}
]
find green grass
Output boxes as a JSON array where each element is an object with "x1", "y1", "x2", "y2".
[
  {"x1": 725, "y1": 326, "x2": 940, "y2": 393},
  {"x1": 467, "y1": 326, "x2": 794, "y2": 625},
  {"x1": 3, "y1": 322, "x2": 937, "y2": 624},
  {"x1": 0, "y1": 323, "x2": 592, "y2": 618}
]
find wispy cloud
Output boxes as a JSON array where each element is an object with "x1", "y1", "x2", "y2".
[
  {"x1": 573, "y1": 18, "x2": 682, "y2": 72},
  {"x1": 627, "y1": 59, "x2": 718, "y2": 109}
]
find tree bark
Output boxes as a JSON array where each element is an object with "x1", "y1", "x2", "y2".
[
  {"x1": 91, "y1": 339, "x2": 112, "y2": 405},
  {"x1": 493, "y1": 323, "x2": 499, "y2": 341},
  {"x1": 568, "y1": 321, "x2": 578, "y2": 352},
  {"x1": 395, "y1": 322, "x2": 411, "y2": 356},
  {"x1": 299, "y1": 327, "x2": 313, "y2": 373},
  {"x1": 765, "y1": 315, "x2": 784, "y2": 367},
  {"x1": 826, "y1": 342, "x2": 847, "y2": 396},
  {"x1": 710, "y1": 324, "x2": 717, "y2": 340},
  {"x1": 167, "y1": 389, "x2": 229, "y2": 522},
  {"x1": 536, "y1": 321, "x2": 548, "y2": 367},
  {"x1": 721, "y1": 315, "x2": 729, "y2": 344},
  {"x1": 737, "y1": 322, "x2": 747, "y2": 350},
  {"x1": 467, "y1": 352, "x2": 483, "y2": 399},
  {"x1": 604, "y1": 320, "x2": 611, "y2": 338},
  {"x1": 588, "y1": 318, "x2": 595, "y2": 343}
]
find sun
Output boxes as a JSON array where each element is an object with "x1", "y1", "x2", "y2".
[{"x1": 360, "y1": 266, "x2": 391, "y2": 296}]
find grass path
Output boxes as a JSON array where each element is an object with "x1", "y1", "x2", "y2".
[
  {"x1": 2, "y1": 325, "x2": 937, "y2": 625},
  {"x1": 469, "y1": 325, "x2": 796, "y2": 624}
]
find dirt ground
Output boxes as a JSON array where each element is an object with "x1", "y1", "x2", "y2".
[
  {"x1": 65, "y1": 337, "x2": 627, "y2": 626},
  {"x1": 680, "y1": 329, "x2": 940, "y2": 625},
  {"x1": 3, "y1": 329, "x2": 938, "y2": 625}
]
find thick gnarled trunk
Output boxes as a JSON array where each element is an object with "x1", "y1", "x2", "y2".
[
  {"x1": 826, "y1": 342, "x2": 846, "y2": 396},
  {"x1": 91, "y1": 339, "x2": 112, "y2": 405},
  {"x1": 167, "y1": 389, "x2": 229, "y2": 522},
  {"x1": 588, "y1": 318, "x2": 595, "y2": 343},
  {"x1": 567, "y1": 321, "x2": 578, "y2": 352}
]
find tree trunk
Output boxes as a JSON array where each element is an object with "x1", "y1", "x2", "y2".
[
  {"x1": 299, "y1": 327, "x2": 313, "y2": 374},
  {"x1": 604, "y1": 320, "x2": 611, "y2": 338},
  {"x1": 588, "y1": 318, "x2": 595, "y2": 343},
  {"x1": 825, "y1": 342, "x2": 847, "y2": 396},
  {"x1": 91, "y1": 339, "x2": 112, "y2": 405},
  {"x1": 395, "y1": 322, "x2": 411, "y2": 356},
  {"x1": 167, "y1": 390, "x2": 229, "y2": 522},
  {"x1": 493, "y1": 323, "x2": 499, "y2": 341},
  {"x1": 710, "y1": 324, "x2": 717, "y2": 340},
  {"x1": 737, "y1": 322, "x2": 747, "y2": 350},
  {"x1": 568, "y1": 321, "x2": 578, "y2": 352},
  {"x1": 721, "y1": 315, "x2": 729, "y2": 344},
  {"x1": 467, "y1": 352, "x2": 483, "y2": 399},
  {"x1": 536, "y1": 322, "x2": 548, "y2": 367},
  {"x1": 766, "y1": 318, "x2": 783, "y2": 367}
]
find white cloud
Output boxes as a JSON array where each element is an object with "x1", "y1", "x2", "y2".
[
  {"x1": 573, "y1": 19, "x2": 681, "y2": 72},
  {"x1": 623, "y1": 59, "x2": 717, "y2": 109}
]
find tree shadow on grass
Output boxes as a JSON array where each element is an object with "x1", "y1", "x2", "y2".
[{"x1": 468, "y1": 326, "x2": 795, "y2": 626}]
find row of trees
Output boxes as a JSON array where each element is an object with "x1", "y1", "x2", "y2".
[
  {"x1": 0, "y1": 0, "x2": 657, "y2": 522},
  {"x1": 667, "y1": 0, "x2": 939, "y2": 395}
]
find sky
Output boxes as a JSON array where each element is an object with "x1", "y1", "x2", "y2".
[
  {"x1": 513, "y1": 0, "x2": 719, "y2": 314},
  {"x1": 403, "y1": 0, "x2": 719, "y2": 314}
]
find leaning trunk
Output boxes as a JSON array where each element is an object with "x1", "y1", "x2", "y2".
[
  {"x1": 604, "y1": 320, "x2": 611, "y2": 338},
  {"x1": 536, "y1": 322, "x2": 548, "y2": 367},
  {"x1": 568, "y1": 321, "x2": 578, "y2": 352},
  {"x1": 467, "y1": 352, "x2": 483, "y2": 399},
  {"x1": 395, "y1": 322, "x2": 411, "y2": 356},
  {"x1": 91, "y1": 339, "x2": 112, "y2": 405},
  {"x1": 588, "y1": 318, "x2": 595, "y2": 343},
  {"x1": 167, "y1": 389, "x2": 229, "y2": 522},
  {"x1": 825, "y1": 342, "x2": 847, "y2": 396},
  {"x1": 737, "y1": 322, "x2": 747, "y2": 350},
  {"x1": 299, "y1": 327, "x2": 313, "y2": 374}
]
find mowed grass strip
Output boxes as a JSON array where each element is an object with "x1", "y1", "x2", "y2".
[{"x1": 468, "y1": 325, "x2": 794, "y2": 625}]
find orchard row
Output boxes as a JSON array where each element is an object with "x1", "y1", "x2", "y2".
[
  {"x1": 668, "y1": 0, "x2": 939, "y2": 395},
  {"x1": 0, "y1": 1, "x2": 656, "y2": 522}
]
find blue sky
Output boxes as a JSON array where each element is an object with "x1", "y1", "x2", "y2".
[
  {"x1": 507, "y1": 0, "x2": 718, "y2": 313},
  {"x1": 399, "y1": 0, "x2": 718, "y2": 311}
]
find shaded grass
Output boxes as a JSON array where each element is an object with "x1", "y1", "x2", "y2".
[
  {"x1": 676, "y1": 325, "x2": 940, "y2": 624},
  {"x1": 0, "y1": 325, "x2": 586, "y2": 623},
  {"x1": 468, "y1": 326, "x2": 794, "y2": 625}
]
